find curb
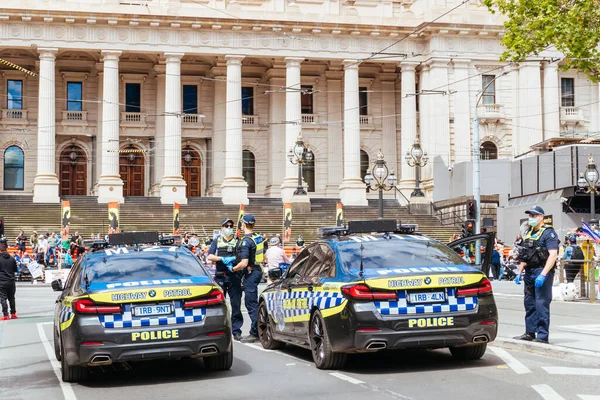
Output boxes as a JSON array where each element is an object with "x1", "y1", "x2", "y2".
[
  {"x1": 493, "y1": 337, "x2": 600, "y2": 366},
  {"x1": 16, "y1": 282, "x2": 50, "y2": 287}
]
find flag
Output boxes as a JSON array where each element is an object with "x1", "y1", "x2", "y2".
[
  {"x1": 61, "y1": 201, "x2": 71, "y2": 238},
  {"x1": 283, "y1": 203, "x2": 292, "y2": 243},
  {"x1": 236, "y1": 204, "x2": 245, "y2": 238},
  {"x1": 108, "y1": 202, "x2": 119, "y2": 234},
  {"x1": 336, "y1": 202, "x2": 344, "y2": 226},
  {"x1": 173, "y1": 203, "x2": 180, "y2": 235},
  {"x1": 581, "y1": 221, "x2": 600, "y2": 243}
]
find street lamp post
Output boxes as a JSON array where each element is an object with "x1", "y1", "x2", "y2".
[
  {"x1": 288, "y1": 133, "x2": 313, "y2": 196},
  {"x1": 577, "y1": 155, "x2": 600, "y2": 224},
  {"x1": 405, "y1": 140, "x2": 428, "y2": 197},
  {"x1": 364, "y1": 152, "x2": 398, "y2": 218}
]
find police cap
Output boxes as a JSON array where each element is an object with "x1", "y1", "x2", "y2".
[
  {"x1": 525, "y1": 206, "x2": 544, "y2": 216},
  {"x1": 242, "y1": 214, "x2": 256, "y2": 224},
  {"x1": 221, "y1": 218, "x2": 234, "y2": 227}
]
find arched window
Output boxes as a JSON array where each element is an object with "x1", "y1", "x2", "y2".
[
  {"x1": 4, "y1": 146, "x2": 24, "y2": 190},
  {"x1": 242, "y1": 150, "x2": 256, "y2": 194},
  {"x1": 480, "y1": 141, "x2": 498, "y2": 160},
  {"x1": 302, "y1": 151, "x2": 315, "y2": 193},
  {"x1": 360, "y1": 150, "x2": 370, "y2": 181}
]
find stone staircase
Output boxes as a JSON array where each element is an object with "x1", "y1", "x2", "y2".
[{"x1": 0, "y1": 196, "x2": 460, "y2": 245}]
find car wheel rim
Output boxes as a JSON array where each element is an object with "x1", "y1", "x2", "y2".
[
  {"x1": 258, "y1": 306, "x2": 271, "y2": 344},
  {"x1": 311, "y1": 316, "x2": 324, "y2": 363}
]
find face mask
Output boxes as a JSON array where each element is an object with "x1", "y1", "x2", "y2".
[
  {"x1": 528, "y1": 217, "x2": 539, "y2": 227},
  {"x1": 223, "y1": 228, "x2": 233, "y2": 236}
]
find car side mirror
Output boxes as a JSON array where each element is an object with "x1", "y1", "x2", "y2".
[
  {"x1": 268, "y1": 267, "x2": 282, "y2": 281},
  {"x1": 51, "y1": 279, "x2": 63, "y2": 292}
]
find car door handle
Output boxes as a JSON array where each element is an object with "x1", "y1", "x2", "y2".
[
  {"x1": 307, "y1": 284, "x2": 314, "y2": 292},
  {"x1": 287, "y1": 284, "x2": 292, "y2": 293}
]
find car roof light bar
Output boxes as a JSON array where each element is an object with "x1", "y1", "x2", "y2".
[{"x1": 318, "y1": 220, "x2": 419, "y2": 237}]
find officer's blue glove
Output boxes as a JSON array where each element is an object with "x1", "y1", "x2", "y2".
[
  {"x1": 221, "y1": 256, "x2": 235, "y2": 265},
  {"x1": 226, "y1": 263, "x2": 234, "y2": 273},
  {"x1": 514, "y1": 274, "x2": 522, "y2": 285},
  {"x1": 535, "y1": 274, "x2": 546, "y2": 288}
]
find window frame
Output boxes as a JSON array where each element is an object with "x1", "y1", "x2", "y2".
[
  {"x1": 481, "y1": 75, "x2": 496, "y2": 105},
  {"x1": 182, "y1": 84, "x2": 199, "y2": 115},
  {"x1": 301, "y1": 85, "x2": 314, "y2": 115},
  {"x1": 241, "y1": 86, "x2": 254, "y2": 116},
  {"x1": 359, "y1": 86, "x2": 368, "y2": 116},
  {"x1": 561, "y1": 77, "x2": 575, "y2": 107},
  {"x1": 66, "y1": 81, "x2": 83, "y2": 112},
  {"x1": 7, "y1": 79, "x2": 24, "y2": 110},
  {"x1": 285, "y1": 247, "x2": 314, "y2": 280},
  {"x1": 303, "y1": 243, "x2": 336, "y2": 278},
  {"x1": 3, "y1": 145, "x2": 25, "y2": 191},
  {"x1": 302, "y1": 150, "x2": 315, "y2": 193},
  {"x1": 242, "y1": 149, "x2": 256, "y2": 194},
  {"x1": 124, "y1": 82, "x2": 142, "y2": 113},
  {"x1": 480, "y1": 141, "x2": 498, "y2": 160}
]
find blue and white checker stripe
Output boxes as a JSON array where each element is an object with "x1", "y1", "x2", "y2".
[
  {"x1": 375, "y1": 288, "x2": 477, "y2": 316},
  {"x1": 264, "y1": 290, "x2": 345, "y2": 320},
  {"x1": 59, "y1": 305, "x2": 73, "y2": 323},
  {"x1": 99, "y1": 300, "x2": 205, "y2": 329}
]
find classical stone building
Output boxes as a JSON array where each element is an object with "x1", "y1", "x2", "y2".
[{"x1": 0, "y1": 0, "x2": 598, "y2": 205}]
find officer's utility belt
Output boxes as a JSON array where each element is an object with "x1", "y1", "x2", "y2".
[{"x1": 215, "y1": 271, "x2": 227, "y2": 278}]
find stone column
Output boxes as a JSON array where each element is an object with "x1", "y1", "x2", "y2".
[
  {"x1": 400, "y1": 62, "x2": 418, "y2": 187},
  {"x1": 426, "y1": 58, "x2": 451, "y2": 183},
  {"x1": 418, "y1": 64, "x2": 430, "y2": 180},
  {"x1": 151, "y1": 63, "x2": 166, "y2": 196},
  {"x1": 160, "y1": 53, "x2": 187, "y2": 204},
  {"x1": 33, "y1": 48, "x2": 60, "y2": 203},
  {"x1": 96, "y1": 50, "x2": 124, "y2": 203},
  {"x1": 381, "y1": 69, "x2": 398, "y2": 194},
  {"x1": 265, "y1": 65, "x2": 286, "y2": 197},
  {"x1": 280, "y1": 57, "x2": 305, "y2": 204},
  {"x1": 339, "y1": 60, "x2": 367, "y2": 206},
  {"x1": 325, "y1": 68, "x2": 344, "y2": 197},
  {"x1": 543, "y1": 62, "x2": 560, "y2": 140},
  {"x1": 452, "y1": 60, "x2": 471, "y2": 163},
  {"x1": 591, "y1": 83, "x2": 600, "y2": 136},
  {"x1": 517, "y1": 61, "x2": 543, "y2": 154},
  {"x1": 510, "y1": 64, "x2": 520, "y2": 157},
  {"x1": 208, "y1": 62, "x2": 227, "y2": 197},
  {"x1": 220, "y1": 55, "x2": 248, "y2": 205}
]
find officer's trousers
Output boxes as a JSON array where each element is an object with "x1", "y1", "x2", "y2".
[
  {"x1": 215, "y1": 273, "x2": 243, "y2": 336},
  {"x1": 523, "y1": 267, "x2": 553, "y2": 341},
  {"x1": 243, "y1": 268, "x2": 263, "y2": 337},
  {"x1": 0, "y1": 281, "x2": 16, "y2": 316}
]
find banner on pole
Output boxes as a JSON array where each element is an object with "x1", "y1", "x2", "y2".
[
  {"x1": 108, "y1": 202, "x2": 119, "y2": 234},
  {"x1": 61, "y1": 200, "x2": 71, "y2": 237},
  {"x1": 283, "y1": 203, "x2": 292, "y2": 243},
  {"x1": 336, "y1": 202, "x2": 344, "y2": 226},
  {"x1": 173, "y1": 203, "x2": 180, "y2": 234},
  {"x1": 236, "y1": 204, "x2": 245, "y2": 238}
]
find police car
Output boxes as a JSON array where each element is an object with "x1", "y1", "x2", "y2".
[
  {"x1": 258, "y1": 220, "x2": 497, "y2": 369},
  {"x1": 52, "y1": 232, "x2": 232, "y2": 383}
]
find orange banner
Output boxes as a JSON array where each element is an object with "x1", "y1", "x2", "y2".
[
  {"x1": 173, "y1": 203, "x2": 180, "y2": 234},
  {"x1": 336, "y1": 202, "x2": 344, "y2": 226},
  {"x1": 108, "y1": 202, "x2": 119, "y2": 234},
  {"x1": 283, "y1": 203, "x2": 292, "y2": 243},
  {"x1": 61, "y1": 200, "x2": 71, "y2": 237},
  {"x1": 236, "y1": 204, "x2": 245, "y2": 238}
]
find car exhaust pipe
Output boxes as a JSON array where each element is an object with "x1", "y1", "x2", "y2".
[
  {"x1": 473, "y1": 335, "x2": 489, "y2": 343},
  {"x1": 200, "y1": 346, "x2": 218, "y2": 355},
  {"x1": 366, "y1": 341, "x2": 387, "y2": 350},
  {"x1": 89, "y1": 355, "x2": 112, "y2": 366}
]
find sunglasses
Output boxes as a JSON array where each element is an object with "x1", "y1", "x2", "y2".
[{"x1": 224, "y1": 225, "x2": 234, "y2": 228}]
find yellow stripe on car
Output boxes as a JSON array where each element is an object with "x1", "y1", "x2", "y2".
[{"x1": 367, "y1": 273, "x2": 485, "y2": 290}]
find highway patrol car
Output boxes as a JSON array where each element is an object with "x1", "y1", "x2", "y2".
[
  {"x1": 258, "y1": 220, "x2": 497, "y2": 369},
  {"x1": 52, "y1": 232, "x2": 232, "y2": 383}
]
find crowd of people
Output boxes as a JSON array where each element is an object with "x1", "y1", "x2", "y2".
[{"x1": 11, "y1": 230, "x2": 87, "y2": 272}]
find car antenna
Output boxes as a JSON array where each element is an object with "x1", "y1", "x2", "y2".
[
  {"x1": 359, "y1": 243, "x2": 365, "y2": 279},
  {"x1": 84, "y1": 273, "x2": 90, "y2": 292}
]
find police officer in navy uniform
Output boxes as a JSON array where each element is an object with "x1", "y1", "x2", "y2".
[
  {"x1": 0, "y1": 238, "x2": 18, "y2": 321},
  {"x1": 230, "y1": 214, "x2": 264, "y2": 343},
  {"x1": 207, "y1": 218, "x2": 243, "y2": 341},
  {"x1": 513, "y1": 206, "x2": 559, "y2": 344}
]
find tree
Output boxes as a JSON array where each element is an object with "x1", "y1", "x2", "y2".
[{"x1": 482, "y1": 0, "x2": 600, "y2": 82}]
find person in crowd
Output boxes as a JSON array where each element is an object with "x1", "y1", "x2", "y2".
[
  {"x1": 513, "y1": 206, "x2": 558, "y2": 344},
  {"x1": 76, "y1": 234, "x2": 85, "y2": 257},
  {"x1": 289, "y1": 248, "x2": 299, "y2": 263},
  {"x1": 230, "y1": 214, "x2": 264, "y2": 344},
  {"x1": 562, "y1": 236, "x2": 584, "y2": 283},
  {"x1": 16, "y1": 231, "x2": 27, "y2": 258},
  {"x1": 207, "y1": 218, "x2": 243, "y2": 341},
  {"x1": 490, "y1": 245, "x2": 501, "y2": 280},
  {"x1": 46, "y1": 232, "x2": 58, "y2": 266},
  {"x1": 63, "y1": 251, "x2": 74, "y2": 268},
  {"x1": 0, "y1": 238, "x2": 18, "y2": 321},
  {"x1": 265, "y1": 237, "x2": 289, "y2": 284},
  {"x1": 30, "y1": 231, "x2": 38, "y2": 255},
  {"x1": 37, "y1": 235, "x2": 48, "y2": 266},
  {"x1": 12, "y1": 253, "x2": 21, "y2": 264}
]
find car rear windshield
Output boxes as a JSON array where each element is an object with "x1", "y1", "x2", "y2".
[
  {"x1": 338, "y1": 238, "x2": 466, "y2": 270},
  {"x1": 83, "y1": 248, "x2": 206, "y2": 282}
]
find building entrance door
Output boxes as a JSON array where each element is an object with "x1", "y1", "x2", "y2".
[
  {"x1": 119, "y1": 151, "x2": 144, "y2": 196},
  {"x1": 59, "y1": 146, "x2": 87, "y2": 196}
]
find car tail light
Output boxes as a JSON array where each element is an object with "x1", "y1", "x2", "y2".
[
  {"x1": 184, "y1": 289, "x2": 225, "y2": 308},
  {"x1": 74, "y1": 299, "x2": 122, "y2": 314},
  {"x1": 456, "y1": 278, "x2": 493, "y2": 297},
  {"x1": 357, "y1": 327, "x2": 381, "y2": 332},
  {"x1": 479, "y1": 319, "x2": 497, "y2": 326},
  {"x1": 82, "y1": 341, "x2": 104, "y2": 346},
  {"x1": 207, "y1": 331, "x2": 226, "y2": 337},
  {"x1": 341, "y1": 284, "x2": 397, "y2": 301}
]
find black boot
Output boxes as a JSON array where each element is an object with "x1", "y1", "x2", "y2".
[{"x1": 513, "y1": 332, "x2": 535, "y2": 341}]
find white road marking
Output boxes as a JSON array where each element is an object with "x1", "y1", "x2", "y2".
[
  {"x1": 494, "y1": 293, "x2": 523, "y2": 298},
  {"x1": 329, "y1": 372, "x2": 364, "y2": 385},
  {"x1": 36, "y1": 323, "x2": 77, "y2": 400},
  {"x1": 489, "y1": 346, "x2": 531, "y2": 374},
  {"x1": 543, "y1": 367, "x2": 600, "y2": 376},
  {"x1": 578, "y1": 396, "x2": 600, "y2": 400},
  {"x1": 560, "y1": 324, "x2": 600, "y2": 332},
  {"x1": 286, "y1": 363, "x2": 296, "y2": 366},
  {"x1": 532, "y1": 384, "x2": 565, "y2": 400}
]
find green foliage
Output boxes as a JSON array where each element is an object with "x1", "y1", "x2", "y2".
[{"x1": 482, "y1": 0, "x2": 600, "y2": 82}]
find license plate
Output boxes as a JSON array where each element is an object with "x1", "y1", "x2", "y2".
[
  {"x1": 133, "y1": 304, "x2": 173, "y2": 317},
  {"x1": 407, "y1": 291, "x2": 446, "y2": 304}
]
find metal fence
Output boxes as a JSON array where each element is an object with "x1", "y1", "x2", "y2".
[{"x1": 556, "y1": 259, "x2": 598, "y2": 303}]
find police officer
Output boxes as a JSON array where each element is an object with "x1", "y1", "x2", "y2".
[
  {"x1": 513, "y1": 206, "x2": 559, "y2": 344},
  {"x1": 230, "y1": 214, "x2": 264, "y2": 343},
  {"x1": 0, "y1": 238, "x2": 18, "y2": 321},
  {"x1": 207, "y1": 218, "x2": 243, "y2": 341}
]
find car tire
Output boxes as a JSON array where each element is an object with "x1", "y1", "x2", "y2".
[
  {"x1": 449, "y1": 343, "x2": 487, "y2": 361},
  {"x1": 60, "y1": 339, "x2": 88, "y2": 383},
  {"x1": 257, "y1": 302, "x2": 285, "y2": 350},
  {"x1": 309, "y1": 310, "x2": 347, "y2": 370},
  {"x1": 204, "y1": 351, "x2": 233, "y2": 371},
  {"x1": 53, "y1": 328, "x2": 61, "y2": 361}
]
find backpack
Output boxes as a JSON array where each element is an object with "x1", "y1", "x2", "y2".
[{"x1": 571, "y1": 245, "x2": 585, "y2": 260}]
